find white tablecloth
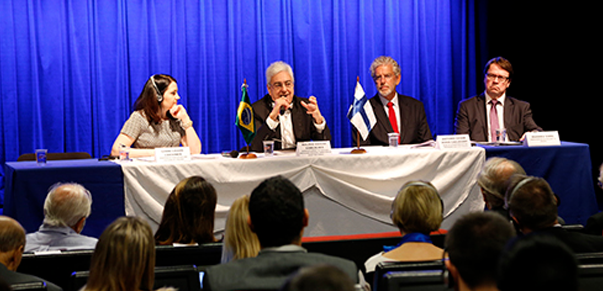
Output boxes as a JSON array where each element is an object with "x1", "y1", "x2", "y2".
[{"x1": 120, "y1": 146, "x2": 486, "y2": 237}]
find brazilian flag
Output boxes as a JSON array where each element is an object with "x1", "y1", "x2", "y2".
[{"x1": 235, "y1": 83, "x2": 256, "y2": 145}]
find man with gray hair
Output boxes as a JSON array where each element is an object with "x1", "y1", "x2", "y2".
[
  {"x1": 250, "y1": 61, "x2": 331, "y2": 152},
  {"x1": 477, "y1": 157, "x2": 526, "y2": 219},
  {"x1": 24, "y1": 183, "x2": 98, "y2": 252},
  {"x1": 0, "y1": 216, "x2": 62, "y2": 290},
  {"x1": 353, "y1": 56, "x2": 432, "y2": 146}
]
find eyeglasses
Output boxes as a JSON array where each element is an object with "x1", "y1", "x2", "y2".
[
  {"x1": 373, "y1": 74, "x2": 394, "y2": 81},
  {"x1": 485, "y1": 73, "x2": 510, "y2": 81},
  {"x1": 270, "y1": 81, "x2": 293, "y2": 90}
]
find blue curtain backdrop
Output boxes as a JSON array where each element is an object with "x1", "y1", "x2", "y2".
[{"x1": 0, "y1": 0, "x2": 477, "y2": 202}]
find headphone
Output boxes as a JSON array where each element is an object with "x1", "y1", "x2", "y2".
[
  {"x1": 150, "y1": 75, "x2": 163, "y2": 103},
  {"x1": 505, "y1": 176, "x2": 538, "y2": 210}
]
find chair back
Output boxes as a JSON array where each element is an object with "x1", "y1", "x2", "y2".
[
  {"x1": 380, "y1": 270, "x2": 452, "y2": 291},
  {"x1": 71, "y1": 265, "x2": 203, "y2": 291},
  {"x1": 373, "y1": 260, "x2": 446, "y2": 291},
  {"x1": 579, "y1": 263, "x2": 603, "y2": 291},
  {"x1": 10, "y1": 282, "x2": 48, "y2": 291},
  {"x1": 17, "y1": 152, "x2": 92, "y2": 161}
]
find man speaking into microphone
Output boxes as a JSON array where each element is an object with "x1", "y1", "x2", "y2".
[{"x1": 250, "y1": 61, "x2": 331, "y2": 152}]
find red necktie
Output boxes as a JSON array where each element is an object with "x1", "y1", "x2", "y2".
[{"x1": 387, "y1": 102, "x2": 399, "y2": 134}]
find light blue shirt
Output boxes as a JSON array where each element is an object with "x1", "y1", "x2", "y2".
[{"x1": 24, "y1": 224, "x2": 98, "y2": 253}]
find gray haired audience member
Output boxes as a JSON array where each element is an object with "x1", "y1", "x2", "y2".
[
  {"x1": 477, "y1": 157, "x2": 525, "y2": 220},
  {"x1": 281, "y1": 264, "x2": 356, "y2": 291},
  {"x1": 25, "y1": 183, "x2": 98, "y2": 252},
  {"x1": 497, "y1": 234, "x2": 578, "y2": 291},
  {"x1": 0, "y1": 216, "x2": 62, "y2": 291},
  {"x1": 445, "y1": 212, "x2": 516, "y2": 291}
]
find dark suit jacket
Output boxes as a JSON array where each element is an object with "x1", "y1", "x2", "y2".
[
  {"x1": 250, "y1": 95, "x2": 331, "y2": 152},
  {"x1": 0, "y1": 263, "x2": 62, "y2": 291},
  {"x1": 353, "y1": 93, "x2": 432, "y2": 146},
  {"x1": 454, "y1": 94, "x2": 542, "y2": 142},
  {"x1": 203, "y1": 246, "x2": 358, "y2": 291},
  {"x1": 535, "y1": 227, "x2": 603, "y2": 253}
]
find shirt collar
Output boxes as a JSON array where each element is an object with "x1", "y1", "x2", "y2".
[
  {"x1": 39, "y1": 224, "x2": 78, "y2": 235},
  {"x1": 379, "y1": 92, "x2": 399, "y2": 107},
  {"x1": 259, "y1": 244, "x2": 307, "y2": 254},
  {"x1": 485, "y1": 91, "x2": 506, "y2": 105}
]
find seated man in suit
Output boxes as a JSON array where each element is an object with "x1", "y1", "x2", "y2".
[
  {"x1": 445, "y1": 212, "x2": 516, "y2": 291},
  {"x1": 25, "y1": 183, "x2": 98, "y2": 252},
  {"x1": 0, "y1": 216, "x2": 62, "y2": 291},
  {"x1": 506, "y1": 175, "x2": 603, "y2": 253},
  {"x1": 203, "y1": 176, "x2": 358, "y2": 291},
  {"x1": 454, "y1": 56, "x2": 542, "y2": 142},
  {"x1": 353, "y1": 56, "x2": 432, "y2": 145},
  {"x1": 250, "y1": 61, "x2": 331, "y2": 152}
]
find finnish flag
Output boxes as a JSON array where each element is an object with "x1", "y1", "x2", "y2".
[{"x1": 347, "y1": 81, "x2": 376, "y2": 141}]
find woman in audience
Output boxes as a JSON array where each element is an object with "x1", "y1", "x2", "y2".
[
  {"x1": 83, "y1": 216, "x2": 168, "y2": 291},
  {"x1": 155, "y1": 176, "x2": 218, "y2": 245},
  {"x1": 364, "y1": 180, "x2": 444, "y2": 273},
  {"x1": 220, "y1": 195, "x2": 260, "y2": 263}
]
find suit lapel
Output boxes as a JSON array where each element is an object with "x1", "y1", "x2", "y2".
[
  {"x1": 503, "y1": 97, "x2": 514, "y2": 130},
  {"x1": 476, "y1": 94, "x2": 488, "y2": 139},
  {"x1": 371, "y1": 95, "x2": 394, "y2": 133}
]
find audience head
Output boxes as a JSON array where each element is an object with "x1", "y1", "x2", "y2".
[
  {"x1": 249, "y1": 175, "x2": 308, "y2": 248},
  {"x1": 445, "y1": 212, "x2": 515, "y2": 290},
  {"x1": 0, "y1": 216, "x2": 26, "y2": 271},
  {"x1": 391, "y1": 180, "x2": 443, "y2": 235},
  {"x1": 497, "y1": 234, "x2": 578, "y2": 291},
  {"x1": 43, "y1": 182, "x2": 93, "y2": 233},
  {"x1": 505, "y1": 175, "x2": 558, "y2": 233},
  {"x1": 281, "y1": 264, "x2": 356, "y2": 291},
  {"x1": 86, "y1": 216, "x2": 155, "y2": 291},
  {"x1": 221, "y1": 195, "x2": 260, "y2": 263},
  {"x1": 155, "y1": 176, "x2": 217, "y2": 245},
  {"x1": 134, "y1": 74, "x2": 177, "y2": 123},
  {"x1": 477, "y1": 157, "x2": 525, "y2": 210}
]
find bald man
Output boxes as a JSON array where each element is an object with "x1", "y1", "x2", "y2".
[
  {"x1": 25, "y1": 183, "x2": 98, "y2": 252},
  {"x1": 0, "y1": 216, "x2": 62, "y2": 290}
]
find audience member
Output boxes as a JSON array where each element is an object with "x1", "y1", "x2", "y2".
[
  {"x1": 583, "y1": 162, "x2": 603, "y2": 235},
  {"x1": 281, "y1": 264, "x2": 356, "y2": 291},
  {"x1": 155, "y1": 176, "x2": 218, "y2": 245},
  {"x1": 83, "y1": 216, "x2": 175, "y2": 291},
  {"x1": 445, "y1": 212, "x2": 515, "y2": 291},
  {"x1": 364, "y1": 181, "x2": 443, "y2": 273},
  {"x1": 0, "y1": 216, "x2": 62, "y2": 291},
  {"x1": 477, "y1": 157, "x2": 525, "y2": 220},
  {"x1": 220, "y1": 195, "x2": 260, "y2": 263},
  {"x1": 497, "y1": 234, "x2": 578, "y2": 291},
  {"x1": 203, "y1": 176, "x2": 358, "y2": 291},
  {"x1": 25, "y1": 183, "x2": 97, "y2": 252},
  {"x1": 506, "y1": 175, "x2": 603, "y2": 252}
]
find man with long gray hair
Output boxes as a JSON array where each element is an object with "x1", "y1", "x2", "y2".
[{"x1": 25, "y1": 183, "x2": 98, "y2": 252}]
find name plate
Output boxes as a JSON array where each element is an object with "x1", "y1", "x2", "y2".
[
  {"x1": 436, "y1": 134, "x2": 471, "y2": 150},
  {"x1": 295, "y1": 141, "x2": 332, "y2": 156},
  {"x1": 523, "y1": 131, "x2": 561, "y2": 147},
  {"x1": 155, "y1": 147, "x2": 191, "y2": 162}
]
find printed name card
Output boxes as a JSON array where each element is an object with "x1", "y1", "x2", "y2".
[
  {"x1": 155, "y1": 147, "x2": 191, "y2": 162},
  {"x1": 436, "y1": 134, "x2": 471, "y2": 150},
  {"x1": 523, "y1": 131, "x2": 561, "y2": 147},
  {"x1": 296, "y1": 141, "x2": 332, "y2": 156}
]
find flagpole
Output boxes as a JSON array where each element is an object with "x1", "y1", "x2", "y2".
[
  {"x1": 239, "y1": 78, "x2": 257, "y2": 159},
  {"x1": 351, "y1": 76, "x2": 367, "y2": 154}
]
